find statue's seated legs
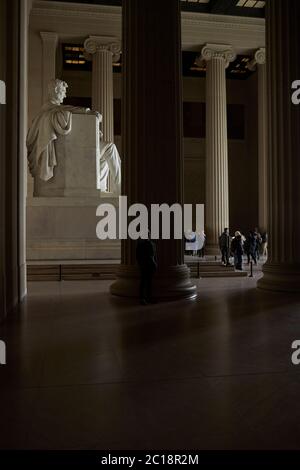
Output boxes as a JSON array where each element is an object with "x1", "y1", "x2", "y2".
[
  {"x1": 100, "y1": 141, "x2": 121, "y2": 195},
  {"x1": 99, "y1": 158, "x2": 110, "y2": 192}
]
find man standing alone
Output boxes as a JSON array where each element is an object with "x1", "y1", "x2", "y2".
[{"x1": 219, "y1": 228, "x2": 231, "y2": 266}]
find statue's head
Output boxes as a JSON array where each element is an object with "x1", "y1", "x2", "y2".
[{"x1": 47, "y1": 79, "x2": 68, "y2": 104}]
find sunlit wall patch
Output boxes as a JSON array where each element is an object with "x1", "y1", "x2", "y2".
[
  {"x1": 0, "y1": 340, "x2": 6, "y2": 365},
  {"x1": 0, "y1": 80, "x2": 6, "y2": 104}
]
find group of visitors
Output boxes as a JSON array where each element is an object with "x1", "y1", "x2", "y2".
[
  {"x1": 135, "y1": 227, "x2": 268, "y2": 305},
  {"x1": 219, "y1": 227, "x2": 268, "y2": 271}
]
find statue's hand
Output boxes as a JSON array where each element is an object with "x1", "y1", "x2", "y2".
[{"x1": 78, "y1": 108, "x2": 102, "y2": 120}]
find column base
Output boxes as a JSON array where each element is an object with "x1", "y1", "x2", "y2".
[
  {"x1": 257, "y1": 262, "x2": 300, "y2": 293},
  {"x1": 110, "y1": 264, "x2": 197, "y2": 301},
  {"x1": 204, "y1": 244, "x2": 220, "y2": 256}
]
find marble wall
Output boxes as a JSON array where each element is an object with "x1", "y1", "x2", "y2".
[{"x1": 182, "y1": 74, "x2": 258, "y2": 234}]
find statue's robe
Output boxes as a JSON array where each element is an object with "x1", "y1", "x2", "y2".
[{"x1": 27, "y1": 102, "x2": 74, "y2": 181}]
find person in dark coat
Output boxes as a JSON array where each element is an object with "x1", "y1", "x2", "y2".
[
  {"x1": 245, "y1": 231, "x2": 257, "y2": 265},
  {"x1": 136, "y1": 233, "x2": 157, "y2": 305},
  {"x1": 231, "y1": 231, "x2": 243, "y2": 271},
  {"x1": 219, "y1": 228, "x2": 231, "y2": 266}
]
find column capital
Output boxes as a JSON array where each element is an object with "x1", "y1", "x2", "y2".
[
  {"x1": 247, "y1": 47, "x2": 266, "y2": 71},
  {"x1": 40, "y1": 31, "x2": 58, "y2": 45},
  {"x1": 201, "y1": 43, "x2": 236, "y2": 67},
  {"x1": 254, "y1": 47, "x2": 266, "y2": 65},
  {"x1": 84, "y1": 36, "x2": 121, "y2": 62}
]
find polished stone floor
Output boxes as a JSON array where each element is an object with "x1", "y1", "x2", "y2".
[{"x1": 1, "y1": 266, "x2": 300, "y2": 449}]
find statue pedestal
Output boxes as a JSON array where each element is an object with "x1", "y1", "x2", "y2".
[
  {"x1": 26, "y1": 195, "x2": 121, "y2": 260},
  {"x1": 28, "y1": 114, "x2": 122, "y2": 260},
  {"x1": 33, "y1": 114, "x2": 101, "y2": 197}
]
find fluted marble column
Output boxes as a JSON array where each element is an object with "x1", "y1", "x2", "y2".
[
  {"x1": 249, "y1": 48, "x2": 268, "y2": 233},
  {"x1": 257, "y1": 0, "x2": 300, "y2": 292},
  {"x1": 256, "y1": 48, "x2": 268, "y2": 234},
  {"x1": 40, "y1": 32, "x2": 58, "y2": 102},
  {"x1": 110, "y1": 0, "x2": 196, "y2": 301},
  {"x1": 202, "y1": 44, "x2": 236, "y2": 253},
  {"x1": 84, "y1": 36, "x2": 120, "y2": 142}
]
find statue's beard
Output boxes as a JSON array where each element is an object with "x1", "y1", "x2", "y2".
[{"x1": 50, "y1": 96, "x2": 63, "y2": 105}]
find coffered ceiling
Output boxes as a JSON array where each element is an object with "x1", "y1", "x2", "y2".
[{"x1": 45, "y1": 0, "x2": 266, "y2": 18}]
